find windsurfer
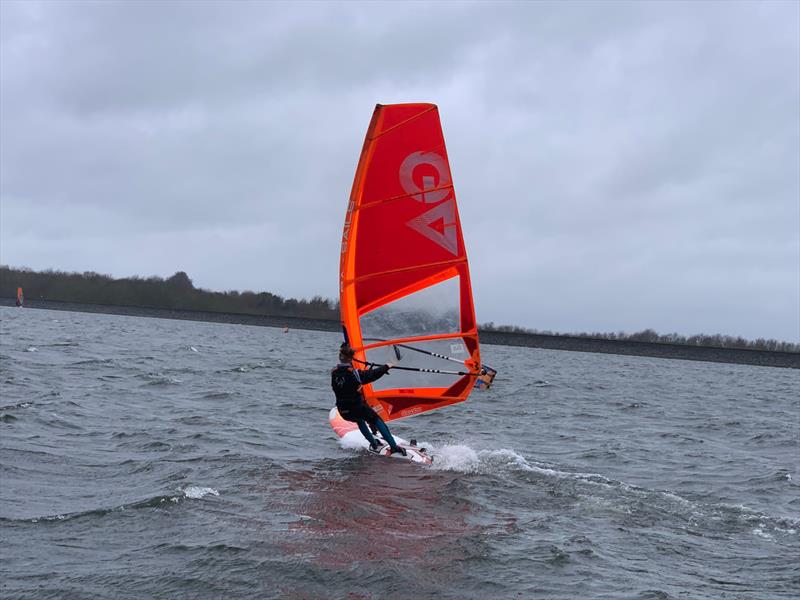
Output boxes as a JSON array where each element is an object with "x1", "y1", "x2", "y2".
[{"x1": 331, "y1": 343, "x2": 407, "y2": 456}]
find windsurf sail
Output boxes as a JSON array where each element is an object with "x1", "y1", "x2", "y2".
[
  {"x1": 337, "y1": 103, "x2": 491, "y2": 424},
  {"x1": 16, "y1": 287, "x2": 23, "y2": 307}
]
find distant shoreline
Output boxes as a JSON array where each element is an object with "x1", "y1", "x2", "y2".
[{"x1": 2, "y1": 298, "x2": 797, "y2": 369}]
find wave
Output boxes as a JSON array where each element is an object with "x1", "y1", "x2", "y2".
[
  {"x1": 746, "y1": 469, "x2": 794, "y2": 485},
  {"x1": 222, "y1": 362, "x2": 271, "y2": 374},
  {"x1": 141, "y1": 372, "x2": 183, "y2": 386},
  {"x1": 0, "y1": 401, "x2": 33, "y2": 411},
  {"x1": 0, "y1": 485, "x2": 221, "y2": 524},
  {"x1": 67, "y1": 358, "x2": 113, "y2": 367},
  {"x1": 198, "y1": 391, "x2": 233, "y2": 400}
]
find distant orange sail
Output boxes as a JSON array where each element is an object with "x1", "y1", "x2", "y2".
[
  {"x1": 337, "y1": 103, "x2": 483, "y2": 424},
  {"x1": 16, "y1": 287, "x2": 23, "y2": 307}
]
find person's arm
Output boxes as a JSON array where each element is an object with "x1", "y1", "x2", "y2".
[{"x1": 357, "y1": 364, "x2": 391, "y2": 385}]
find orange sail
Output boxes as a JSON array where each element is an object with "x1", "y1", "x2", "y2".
[
  {"x1": 337, "y1": 103, "x2": 483, "y2": 424},
  {"x1": 16, "y1": 287, "x2": 23, "y2": 307}
]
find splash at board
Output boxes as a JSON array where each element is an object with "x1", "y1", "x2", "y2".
[
  {"x1": 329, "y1": 407, "x2": 433, "y2": 464},
  {"x1": 330, "y1": 103, "x2": 497, "y2": 464}
]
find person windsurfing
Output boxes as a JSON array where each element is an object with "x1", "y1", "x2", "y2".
[{"x1": 331, "y1": 342, "x2": 407, "y2": 456}]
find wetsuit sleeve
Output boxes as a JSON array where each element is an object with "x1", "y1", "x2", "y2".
[{"x1": 357, "y1": 365, "x2": 389, "y2": 385}]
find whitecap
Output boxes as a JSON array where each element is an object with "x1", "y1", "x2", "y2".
[
  {"x1": 430, "y1": 445, "x2": 535, "y2": 474},
  {"x1": 430, "y1": 444, "x2": 481, "y2": 472},
  {"x1": 752, "y1": 526, "x2": 774, "y2": 540},
  {"x1": 184, "y1": 486, "x2": 220, "y2": 499}
]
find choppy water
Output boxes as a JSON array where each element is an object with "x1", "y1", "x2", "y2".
[{"x1": 0, "y1": 307, "x2": 798, "y2": 599}]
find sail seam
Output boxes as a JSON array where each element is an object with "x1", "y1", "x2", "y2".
[
  {"x1": 361, "y1": 331, "x2": 478, "y2": 351},
  {"x1": 369, "y1": 105, "x2": 438, "y2": 141},
  {"x1": 358, "y1": 184, "x2": 455, "y2": 211},
  {"x1": 347, "y1": 258, "x2": 466, "y2": 285}
]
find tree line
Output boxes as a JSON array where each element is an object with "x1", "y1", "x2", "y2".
[
  {"x1": 3, "y1": 265, "x2": 797, "y2": 353},
  {"x1": 479, "y1": 323, "x2": 799, "y2": 353},
  {"x1": 1, "y1": 266, "x2": 339, "y2": 321}
]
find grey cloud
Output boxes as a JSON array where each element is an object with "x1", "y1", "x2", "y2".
[{"x1": 1, "y1": 0, "x2": 797, "y2": 341}]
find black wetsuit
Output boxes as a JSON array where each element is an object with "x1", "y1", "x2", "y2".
[
  {"x1": 331, "y1": 362, "x2": 403, "y2": 452},
  {"x1": 331, "y1": 363, "x2": 389, "y2": 424}
]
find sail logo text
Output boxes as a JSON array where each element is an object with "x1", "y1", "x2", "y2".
[
  {"x1": 400, "y1": 406, "x2": 422, "y2": 417},
  {"x1": 340, "y1": 198, "x2": 356, "y2": 255},
  {"x1": 400, "y1": 151, "x2": 458, "y2": 256},
  {"x1": 399, "y1": 151, "x2": 452, "y2": 204}
]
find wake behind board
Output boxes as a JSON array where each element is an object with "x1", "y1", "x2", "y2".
[{"x1": 329, "y1": 407, "x2": 433, "y2": 465}]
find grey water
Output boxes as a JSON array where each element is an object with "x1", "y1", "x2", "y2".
[{"x1": 0, "y1": 307, "x2": 797, "y2": 600}]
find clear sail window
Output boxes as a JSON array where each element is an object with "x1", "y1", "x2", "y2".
[{"x1": 359, "y1": 276, "x2": 460, "y2": 341}]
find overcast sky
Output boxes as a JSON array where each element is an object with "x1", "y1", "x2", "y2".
[{"x1": 1, "y1": 0, "x2": 798, "y2": 341}]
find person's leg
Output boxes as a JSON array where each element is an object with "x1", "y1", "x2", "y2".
[
  {"x1": 360, "y1": 404, "x2": 407, "y2": 455},
  {"x1": 372, "y1": 416, "x2": 401, "y2": 451},
  {"x1": 356, "y1": 419, "x2": 379, "y2": 448}
]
